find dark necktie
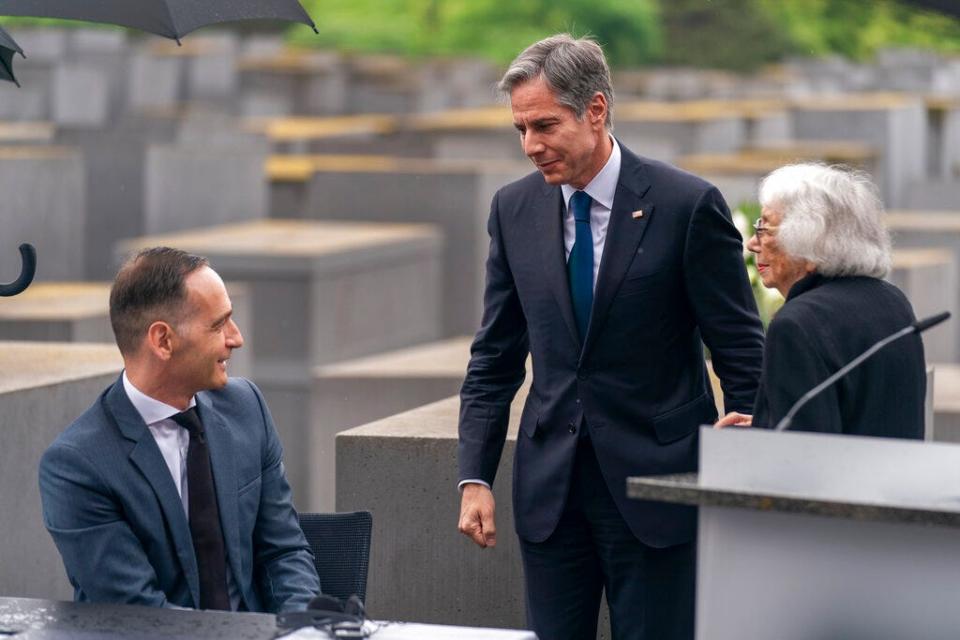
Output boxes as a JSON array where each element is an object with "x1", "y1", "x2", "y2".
[
  {"x1": 567, "y1": 190, "x2": 594, "y2": 342},
  {"x1": 171, "y1": 407, "x2": 231, "y2": 611}
]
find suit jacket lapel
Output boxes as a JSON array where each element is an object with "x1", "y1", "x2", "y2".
[
  {"x1": 581, "y1": 151, "x2": 654, "y2": 361},
  {"x1": 533, "y1": 182, "x2": 581, "y2": 348},
  {"x1": 104, "y1": 378, "x2": 200, "y2": 607},
  {"x1": 196, "y1": 393, "x2": 243, "y2": 602}
]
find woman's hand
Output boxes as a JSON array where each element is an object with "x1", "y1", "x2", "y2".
[{"x1": 714, "y1": 411, "x2": 753, "y2": 428}]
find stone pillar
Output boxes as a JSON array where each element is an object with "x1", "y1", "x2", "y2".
[{"x1": 0, "y1": 342, "x2": 122, "y2": 599}]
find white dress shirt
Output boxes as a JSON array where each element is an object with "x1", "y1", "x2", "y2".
[
  {"x1": 459, "y1": 137, "x2": 621, "y2": 492},
  {"x1": 121, "y1": 372, "x2": 241, "y2": 610},
  {"x1": 560, "y1": 136, "x2": 621, "y2": 292}
]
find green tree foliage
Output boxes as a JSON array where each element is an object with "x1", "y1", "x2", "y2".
[
  {"x1": 290, "y1": 0, "x2": 958, "y2": 71},
  {"x1": 761, "y1": 0, "x2": 960, "y2": 60},
  {"x1": 291, "y1": 0, "x2": 662, "y2": 66},
  {"x1": 658, "y1": 0, "x2": 794, "y2": 71}
]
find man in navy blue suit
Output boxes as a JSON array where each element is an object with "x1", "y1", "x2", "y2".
[
  {"x1": 457, "y1": 34, "x2": 764, "y2": 640},
  {"x1": 40, "y1": 247, "x2": 320, "y2": 612}
]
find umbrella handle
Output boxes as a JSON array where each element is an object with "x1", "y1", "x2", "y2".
[{"x1": 0, "y1": 243, "x2": 36, "y2": 297}]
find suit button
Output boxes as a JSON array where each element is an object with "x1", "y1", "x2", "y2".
[
  {"x1": 568, "y1": 422, "x2": 577, "y2": 434},
  {"x1": 575, "y1": 398, "x2": 581, "y2": 404}
]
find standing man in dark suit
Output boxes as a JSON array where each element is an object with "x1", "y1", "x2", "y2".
[
  {"x1": 457, "y1": 34, "x2": 764, "y2": 640},
  {"x1": 40, "y1": 247, "x2": 320, "y2": 612}
]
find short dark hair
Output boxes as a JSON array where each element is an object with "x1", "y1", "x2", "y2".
[
  {"x1": 109, "y1": 247, "x2": 209, "y2": 356},
  {"x1": 498, "y1": 33, "x2": 615, "y2": 130}
]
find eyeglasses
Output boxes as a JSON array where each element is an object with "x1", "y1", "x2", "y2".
[{"x1": 753, "y1": 218, "x2": 772, "y2": 238}]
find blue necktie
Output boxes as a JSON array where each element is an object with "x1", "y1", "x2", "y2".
[{"x1": 567, "y1": 190, "x2": 594, "y2": 342}]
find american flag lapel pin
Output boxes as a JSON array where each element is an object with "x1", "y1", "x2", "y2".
[{"x1": 632, "y1": 209, "x2": 644, "y2": 219}]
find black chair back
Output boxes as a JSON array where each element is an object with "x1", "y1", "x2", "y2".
[{"x1": 298, "y1": 511, "x2": 373, "y2": 603}]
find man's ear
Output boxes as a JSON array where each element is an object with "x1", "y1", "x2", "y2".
[
  {"x1": 145, "y1": 321, "x2": 176, "y2": 361},
  {"x1": 588, "y1": 92, "x2": 607, "y2": 127}
]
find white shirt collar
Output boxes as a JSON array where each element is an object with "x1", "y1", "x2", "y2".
[
  {"x1": 561, "y1": 136, "x2": 621, "y2": 210},
  {"x1": 122, "y1": 370, "x2": 196, "y2": 426}
]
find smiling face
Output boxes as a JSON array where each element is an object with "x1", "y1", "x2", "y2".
[
  {"x1": 169, "y1": 266, "x2": 244, "y2": 395},
  {"x1": 510, "y1": 77, "x2": 611, "y2": 188},
  {"x1": 747, "y1": 206, "x2": 815, "y2": 298}
]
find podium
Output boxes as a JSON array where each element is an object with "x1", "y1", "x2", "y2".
[{"x1": 628, "y1": 427, "x2": 960, "y2": 640}]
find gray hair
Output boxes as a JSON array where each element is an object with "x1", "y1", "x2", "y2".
[
  {"x1": 759, "y1": 163, "x2": 891, "y2": 278},
  {"x1": 498, "y1": 33, "x2": 614, "y2": 130}
]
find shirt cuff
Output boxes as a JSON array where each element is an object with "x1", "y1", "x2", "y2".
[{"x1": 458, "y1": 479, "x2": 491, "y2": 492}]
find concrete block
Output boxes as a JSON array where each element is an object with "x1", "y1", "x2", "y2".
[
  {"x1": 310, "y1": 336, "x2": 474, "y2": 511},
  {"x1": 54, "y1": 118, "x2": 181, "y2": 279},
  {"x1": 291, "y1": 156, "x2": 528, "y2": 335},
  {"x1": 888, "y1": 248, "x2": 958, "y2": 362},
  {"x1": 126, "y1": 51, "x2": 183, "y2": 112},
  {"x1": 118, "y1": 219, "x2": 444, "y2": 505},
  {"x1": 0, "y1": 341, "x2": 122, "y2": 599},
  {"x1": 887, "y1": 211, "x2": 960, "y2": 362},
  {"x1": 616, "y1": 101, "x2": 748, "y2": 160},
  {"x1": 336, "y1": 391, "x2": 527, "y2": 627},
  {"x1": 791, "y1": 94, "x2": 926, "y2": 208},
  {"x1": 51, "y1": 63, "x2": 111, "y2": 127},
  {"x1": 238, "y1": 49, "x2": 347, "y2": 116},
  {"x1": 185, "y1": 32, "x2": 239, "y2": 106},
  {"x1": 0, "y1": 146, "x2": 85, "y2": 281},
  {"x1": 904, "y1": 180, "x2": 960, "y2": 212},
  {"x1": 0, "y1": 282, "x2": 113, "y2": 343},
  {"x1": 65, "y1": 29, "x2": 130, "y2": 122},
  {"x1": 143, "y1": 136, "x2": 269, "y2": 234},
  {"x1": 931, "y1": 363, "x2": 960, "y2": 443},
  {"x1": 924, "y1": 97, "x2": 960, "y2": 180}
]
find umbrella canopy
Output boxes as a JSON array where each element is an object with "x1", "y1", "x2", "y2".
[
  {"x1": 0, "y1": 25, "x2": 23, "y2": 86},
  {"x1": 0, "y1": 0, "x2": 316, "y2": 42}
]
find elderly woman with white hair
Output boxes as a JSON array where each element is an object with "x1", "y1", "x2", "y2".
[{"x1": 717, "y1": 163, "x2": 926, "y2": 437}]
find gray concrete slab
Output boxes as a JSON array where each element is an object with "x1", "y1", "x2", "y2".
[
  {"x1": 143, "y1": 136, "x2": 269, "y2": 234},
  {"x1": 238, "y1": 49, "x2": 347, "y2": 117},
  {"x1": 887, "y1": 211, "x2": 960, "y2": 362},
  {"x1": 904, "y1": 180, "x2": 960, "y2": 211},
  {"x1": 54, "y1": 116, "x2": 180, "y2": 279},
  {"x1": 932, "y1": 363, "x2": 960, "y2": 443},
  {"x1": 0, "y1": 341, "x2": 122, "y2": 599},
  {"x1": 117, "y1": 219, "x2": 444, "y2": 505},
  {"x1": 274, "y1": 154, "x2": 528, "y2": 335},
  {"x1": 336, "y1": 391, "x2": 527, "y2": 628},
  {"x1": 791, "y1": 93, "x2": 926, "y2": 208},
  {"x1": 51, "y1": 63, "x2": 111, "y2": 127},
  {"x1": 310, "y1": 336, "x2": 473, "y2": 511},
  {"x1": 126, "y1": 50, "x2": 183, "y2": 112},
  {"x1": 615, "y1": 101, "x2": 749, "y2": 162},
  {"x1": 888, "y1": 248, "x2": 958, "y2": 363},
  {"x1": 0, "y1": 146, "x2": 86, "y2": 281},
  {"x1": 924, "y1": 97, "x2": 960, "y2": 180}
]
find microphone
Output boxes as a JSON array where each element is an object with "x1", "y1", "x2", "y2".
[{"x1": 773, "y1": 311, "x2": 950, "y2": 432}]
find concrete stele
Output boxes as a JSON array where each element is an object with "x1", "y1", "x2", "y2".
[{"x1": 0, "y1": 342, "x2": 122, "y2": 600}]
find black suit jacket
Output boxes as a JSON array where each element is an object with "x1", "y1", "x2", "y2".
[
  {"x1": 752, "y1": 274, "x2": 925, "y2": 438},
  {"x1": 458, "y1": 143, "x2": 764, "y2": 546}
]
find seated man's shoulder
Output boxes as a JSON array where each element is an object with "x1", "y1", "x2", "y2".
[{"x1": 206, "y1": 376, "x2": 263, "y2": 405}]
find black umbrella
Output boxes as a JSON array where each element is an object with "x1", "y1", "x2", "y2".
[
  {"x1": 0, "y1": 243, "x2": 36, "y2": 297},
  {"x1": 0, "y1": 0, "x2": 317, "y2": 43},
  {"x1": 0, "y1": 25, "x2": 24, "y2": 86}
]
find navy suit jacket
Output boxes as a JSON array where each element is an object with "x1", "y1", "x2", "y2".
[
  {"x1": 459, "y1": 143, "x2": 764, "y2": 546},
  {"x1": 39, "y1": 376, "x2": 320, "y2": 612}
]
